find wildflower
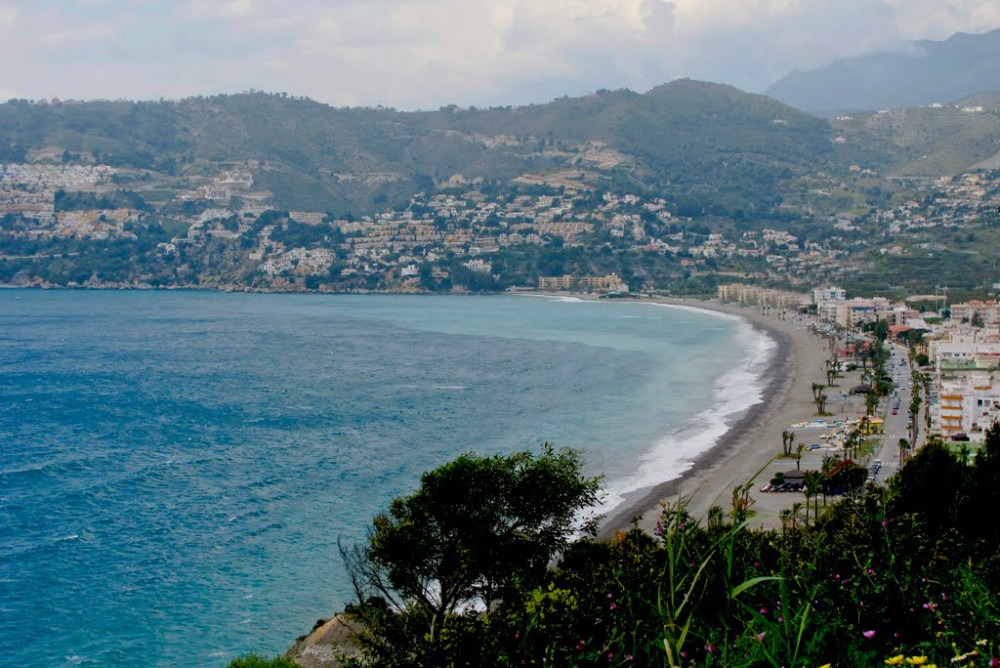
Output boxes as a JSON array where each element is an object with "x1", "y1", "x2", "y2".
[
  {"x1": 610, "y1": 603, "x2": 617, "y2": 610},
  {"x1": 906, "y1": 657, "x2": 929, "y2": 665},
  {"x1": 886, "y1": 656, "x2": 905, "y2": 665},
  {"x1": 705, "y1": 644, "x2": 716, "y2": 654},
  {"x1": 626, "y1": 655, "x2": 633, "y2": 661},
  {"x1": 882, "y1": 519, "x2": 888, "y2": 526},
  {"x1": 760, "y1": 607, "x2": 768, "y2": 614},
  {"x1": 778, "y1": 615, "x2": 785, "y2": 622},
  {"x1": 923, "y1": 602, "x2": 939, "y2": 611},
  {"x1": 990, "y1": 659, "x2": 999, "y2": 668},
  {"x1": 977, "y1": 640, "x2": 988, "y2": 647},
  {"x1": 607, "y1": 593, "x2": 614, "y2": 599},
  {"x1": 863, "y1": 630, "x2": 876, "y2": 639},
  {"x1": 757, "y1": 632, "x2": 766, "y2": 641},
  {"x1": 607, "y1": 652, "x2": 614, "y2": 662},
  {"x1": 818, "y1": 664, "x2": 832, "y2": 668},
  {"x1": 515, "y1": 633, "x2": 520, "y2": 640}
]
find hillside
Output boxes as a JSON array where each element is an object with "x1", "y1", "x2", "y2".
[
  {"x1": 832, "y1": 96, "x2": 1000, "y2": 177},
  {"x1": 766, "y1": 28, "x2": 1000, "y2": 114},
  {"x1": 0, "y1": 81, "x2": 873, "y2": 218}
]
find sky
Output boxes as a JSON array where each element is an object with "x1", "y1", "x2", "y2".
[{"x1": 0, "y1": 0, "x2": 998, "y2": 110}]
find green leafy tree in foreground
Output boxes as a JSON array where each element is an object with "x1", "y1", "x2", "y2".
[{"x1": 340, "y1": 445, "x2": 602, "y2": 660}]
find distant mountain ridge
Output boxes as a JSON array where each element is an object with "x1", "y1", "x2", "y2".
[
  {"x1": 0, "y1": 80, "x2": 874, "y2": 218},
  {"x1": 765, "y1": 28, "x2": 1000, "y2": 114}
]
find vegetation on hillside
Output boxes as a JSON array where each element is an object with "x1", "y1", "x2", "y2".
[
  {"x1": 0, "y1": 82, "x2": 889, "y2": 218},
  {"x1": 231, "y1": 425, "x2": 1000, "y2": 668}
]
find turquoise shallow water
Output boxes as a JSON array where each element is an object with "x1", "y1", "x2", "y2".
[{"x1": 0, "y1": 291, "x2": 771, "y2": 667}]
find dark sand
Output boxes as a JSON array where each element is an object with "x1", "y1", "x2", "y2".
[{"x1": 598, "y1": 298, "x2": 858, "y2": 536}]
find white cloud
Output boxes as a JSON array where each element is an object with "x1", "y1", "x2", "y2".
[
  {"x1": 0, "y1": 4, "x2": 18, "y2": 30},
  {"x1": 0, "y1": 0, "x2": 996, "y2": 107}
]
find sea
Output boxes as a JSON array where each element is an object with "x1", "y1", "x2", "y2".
[{"x1": 0, "y1": 290, "x2": 774, "y2": 668}]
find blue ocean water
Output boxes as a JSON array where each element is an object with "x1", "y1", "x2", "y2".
[{"x1": 0, "y1": 291, "x2": 772, "y2": 668}]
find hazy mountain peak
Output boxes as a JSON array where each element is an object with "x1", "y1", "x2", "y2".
[{"x1": 765, "y1": 27, "x2": 1000, "y2": 114}]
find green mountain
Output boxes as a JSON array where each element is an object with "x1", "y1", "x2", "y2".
[
  {"x1": 832, "y1": 93, "x2": 1000, "y2": 177},
  {"x1": 766, "y1": 28, "x2": 1000, "y2": 114},
  {"x1": 0, "y1": 80, "x2": 876, "y2": 219}
]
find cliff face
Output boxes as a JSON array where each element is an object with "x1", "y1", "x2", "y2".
[{"x1": 285, "y1": 615, "x2": 363, "y2": 668}]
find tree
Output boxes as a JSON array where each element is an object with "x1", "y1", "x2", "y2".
[
  {"x1": 342, "y1": 445, "x2": 602, "y2": 645},
  {"x1": 803, "y1": 470, "x2": 823, "y2": 520},
  {"x1": 781, "y1": 430, "x2": 796, "y2": 457}
]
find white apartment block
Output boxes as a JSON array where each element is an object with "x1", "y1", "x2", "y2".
[{"x1": 933, "y1": 376, "x2": 1000, "y2": 441}]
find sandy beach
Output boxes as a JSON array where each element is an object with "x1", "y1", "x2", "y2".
[{"x1": 599, "y1": 297, "x2": 865, "y2": 536}]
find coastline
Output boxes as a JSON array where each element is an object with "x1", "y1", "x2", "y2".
[{"x1": 598, "y1": 296, "x2": 833, "y2": 535}]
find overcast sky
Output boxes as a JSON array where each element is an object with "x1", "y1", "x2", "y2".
[{"x1": 1, "y1": 0, "x2": 998, "y2": 109}]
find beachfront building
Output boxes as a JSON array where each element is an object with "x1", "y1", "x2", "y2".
[
  {"x1": 951, "y1": 300, "x2": 1000, "y2": 326},
  {"x1": 931, "y1": 376, "x2": 1000, "y2": 441},
  {"x1": 816, "y1": 297, "x2": 893, "y2": 329},
  {"x1": 538, "y1": 274, "x2": 628, "y2": 293},
  {"x1": 927, "y1": 326, "x2": 1000, "y2": 377},
  {"x1": 813, "y1": 286, "x2": 846, "y2": 304},
  {"x1": 716, "y1": 284, "x2": 809, "y2": 309}
]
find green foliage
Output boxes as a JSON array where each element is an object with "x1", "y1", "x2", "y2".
[
  {"x1": 53, "y1": 188, "x2": 150, "y2": 212},
  {"x1": 223, "y1": 653, "x2": 298, "y2": 668},
  {"x1": 0, "y1": 84, "x2": 856, "y2": 218},
  {"x1": 341, "y1": 445, "x2": 602, "y2": 664},
  {"x1": 329, "y1": 426, "x2": 1000, "y2": 668}
]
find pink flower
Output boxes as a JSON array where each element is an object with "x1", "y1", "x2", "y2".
[
  {"x1": 610, "y1": 603, "x2": 617, "y2": 610},
  {"x1": 757, "y1": 632, "x2": 766, "y2": 641},
  {"x1": 760, "y1": 607, "x2": 768, "y2": 614},
  {"x1": 882, "y1": 519, "x2": 888, "y2": 526},
  {"x1": 863, "y1": 630, "x2": 876, "y2": 639},
  {"x1": 778, "y1": 615, "x2": 785, "y2": 622}
]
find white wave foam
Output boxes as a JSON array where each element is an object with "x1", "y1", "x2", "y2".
[
  {"x1": 520, "y1": 294, "x2": 589, "y2": 304},
  {"x1": 598, "y1": 311, "x2": 777, "y2": 517}
]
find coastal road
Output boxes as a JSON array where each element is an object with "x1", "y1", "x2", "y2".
[{"x1": 873, "y1": 343, "x2": 915, "y2": 483}]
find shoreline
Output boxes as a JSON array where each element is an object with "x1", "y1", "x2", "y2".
[{"x1": 598, "y1": 296, "x2": 832, "y2": 536}]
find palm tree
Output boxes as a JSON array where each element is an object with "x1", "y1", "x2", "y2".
[
  {"x1": 792, "y1": 500, "x2": 806, "y2": 528},
  {"x1": 796, "y1": 442, "x2": 806, "y2": 470},
  {"x1": 865, "y1": 392, "x2": 878, "y2": 417},
  {"x1": 804, "y1": 471, "x2": 823, "y2": 520},
  {"x1": 816, "y1": 392, "x2": 829, "y2": 415},
  {"x1": 780, "y1": 508, "x2": 793, "y2": 534}
]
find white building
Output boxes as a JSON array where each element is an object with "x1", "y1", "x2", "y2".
[
  {"x1": 813, "y1": 286, "x2": 847, "y2": 304},
  {"x1": 933, "y1": 376, "x2": 1000, "y2": 442}
]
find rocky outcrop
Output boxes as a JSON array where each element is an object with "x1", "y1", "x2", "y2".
[{"x1": 285, "y1": 614, "x2": 364, "y2": 668}]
